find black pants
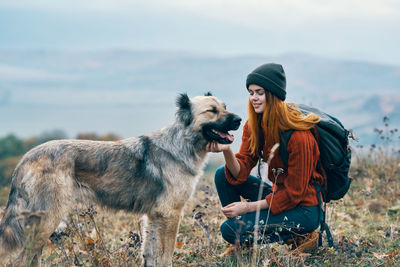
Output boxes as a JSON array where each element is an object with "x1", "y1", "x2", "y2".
[{"x1": 214, "y1": 165, "x2": 320, "y2": 245}]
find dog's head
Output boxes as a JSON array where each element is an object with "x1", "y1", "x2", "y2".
[{"x1": 176, "y1": 93, "x2": 241, "y2": 144}]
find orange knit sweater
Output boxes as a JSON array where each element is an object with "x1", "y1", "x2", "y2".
[{"x1": 225, "y1": 121, "x2": 324, "y2": 215}]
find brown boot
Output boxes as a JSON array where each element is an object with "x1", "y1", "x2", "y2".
[
  {"x1": 288, "y1": 230, "x2": 319, "y2": 254},
  {"x1": 219, "y1": 243, "x2": 239, "y2": 257}
]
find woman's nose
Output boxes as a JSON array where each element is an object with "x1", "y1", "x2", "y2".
[{"x1": 250, "y1": 94, "x2": 259, "y2": 101}]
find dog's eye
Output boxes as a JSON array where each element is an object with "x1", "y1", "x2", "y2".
[{"x1": 207, "y1": 106, "x2": 218, "y2": 114}]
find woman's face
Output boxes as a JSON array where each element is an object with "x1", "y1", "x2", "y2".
[{"x1": 248, "y1": 84, "x2": 267, "y2": 114}]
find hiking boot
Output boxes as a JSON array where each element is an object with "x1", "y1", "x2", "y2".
[
  {"x1": 288, "y1": 230, "x2": 319, "y2": 254},
  {"x1": 219, "y1": 244, "x2": 239, "y2": 257}
]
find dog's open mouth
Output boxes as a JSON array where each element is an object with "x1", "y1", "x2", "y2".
[
  {"x1": 202, "y1": 125, "x2": 237, "y2": 145},
  {"x1": 208, "y1": 128, "x2": 235, "y2": 144},
  {"x1": 201, "y1": 114, "x2": 241, "y2": 145}
]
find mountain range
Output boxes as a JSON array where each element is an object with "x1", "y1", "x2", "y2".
[{"x1": 1, "y1": 50, "x2": 399, "y2": 148}]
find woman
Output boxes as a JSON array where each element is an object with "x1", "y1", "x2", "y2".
[{"x1": 207, "y1": 63, "x2": 324, "y2": 248}]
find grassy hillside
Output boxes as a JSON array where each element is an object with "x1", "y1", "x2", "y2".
[{"x1": 1, "y1": 145, "x2": 399, "y2": 266}]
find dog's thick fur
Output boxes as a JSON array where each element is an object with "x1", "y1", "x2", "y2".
[{"x1": 0, "y1": 94, "x2": 241, "y2": 267}]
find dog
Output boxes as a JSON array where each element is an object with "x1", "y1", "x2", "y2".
[{"x1": 0, "y1": 93, "x2": 241, "y2": 266}]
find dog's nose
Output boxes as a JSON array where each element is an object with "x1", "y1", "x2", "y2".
[
  {"x1": 232, "y1": 115, "x2": 242, "y2": 128},
  {"x1": 233, "y1": 116, "x2": 241, "y2": 124}
]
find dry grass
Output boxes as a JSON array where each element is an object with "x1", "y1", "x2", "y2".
[{"x1": 1, "y1": 149, "x2": 400, "y2": 266}]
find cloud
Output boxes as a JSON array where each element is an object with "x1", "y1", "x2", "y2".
[
  {"x1": 0, "y1": 0, "x2": 399, "y2": 64},
  {"x1": 164, "y1": 0, "x2": 400, "y2": 30},
  {"x1": 2, "y1": 0, "x2": 398, "y2": 37},
  {"x1": 1, "y1": 0, "x2": 399, "y2": 19},
  {"x1": 0, "y1": 65, "x2": 78, "y2": 81}
]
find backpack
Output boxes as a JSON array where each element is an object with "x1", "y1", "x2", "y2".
[
  {"x1": 279, "y1": 104, "x2": 352, "y2": 202},
  {"x1": 278, "y1": 104, "x2": 353, "y2": 247}
]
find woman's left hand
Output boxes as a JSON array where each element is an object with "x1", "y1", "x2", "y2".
[{"x1": 221, "y1": 202, "x2": 249, "y2": 218}]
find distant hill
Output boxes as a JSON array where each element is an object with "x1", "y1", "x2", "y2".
[{"x1": 0, "y1": 50, "x2": 399, "y2": 147}]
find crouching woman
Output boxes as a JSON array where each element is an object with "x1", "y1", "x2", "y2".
[{"x1": 207, "y1": 63, "x2": 323, "y2": 249}]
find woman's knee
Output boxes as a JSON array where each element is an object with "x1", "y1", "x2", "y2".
[
  {"x1": 214, "y1": 165, "x2": 228, "y2": 186},
  {"x1": 220, "y1": 220, "x2": 237, "y2": 244}
]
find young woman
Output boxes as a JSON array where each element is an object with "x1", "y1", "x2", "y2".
[{"x1": 207, "y1": 63, "x2": 324, "y2": 247}]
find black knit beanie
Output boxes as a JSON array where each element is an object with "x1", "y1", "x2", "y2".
[{"x1": 246, "y1": 63, "x2": 286, "y2": 101}]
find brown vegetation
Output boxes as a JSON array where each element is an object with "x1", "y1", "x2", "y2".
[{"x1": 1, "y1": 120, "x2": 399, "y2": 266}]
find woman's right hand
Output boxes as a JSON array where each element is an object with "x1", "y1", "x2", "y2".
[
  {"x1": 206, "y1": 141, "x2": 230, "y2": 153},
  {"x1": 208, "y1": 141, "x2": 240, "y2": 178}
]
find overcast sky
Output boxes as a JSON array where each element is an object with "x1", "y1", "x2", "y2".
[{"x1": 0, "y1": 0, "x2": 399, "y2": 65}]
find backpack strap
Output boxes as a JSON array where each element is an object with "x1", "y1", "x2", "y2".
[
  {"x1": 279, "y1": 129, "x2": 334, "y2": 248},
  {"x1": 257, "y1": 126, "x2": 265, "y2": 178},
  {"x1": 314, "y1": 183, "x2": 334, "y2": 247},
  {"x1": 278, "y1": 129, "x2": 293, "y2": 167}
]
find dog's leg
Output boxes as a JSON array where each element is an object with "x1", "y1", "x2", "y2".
[
  {"x1": 158, "y1": 212, "x2": 182, "y2": 267},
  {"x1": 2, "y1": 168, "x2": 75, "y2": 267},
  {"x1": 16, "y1": 244, "x2": 44, "y2": 267},
  {"x1": 13, "y1": 212, "x2": 45, "y2": 267},
  {"x1": 142, "y1": 210, "x2": 182, "y2": 267},
  {"x1": 141, "y1": 216, "x2": 155, "y2": 267},
  {"x1": 15, "y1": 209, "x2": 67, "y2": 267}
]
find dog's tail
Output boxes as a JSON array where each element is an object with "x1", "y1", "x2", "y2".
[{"x1": 0, "y1": 173, "x2": 26, "y2": 257}]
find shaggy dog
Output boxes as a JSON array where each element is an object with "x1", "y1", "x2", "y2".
[{"x1": 0, "y1": 93, "x2": 241, "y2": 267}]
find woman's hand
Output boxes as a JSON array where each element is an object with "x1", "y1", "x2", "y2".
[
  {"x1": 221, "y1": 202, "x2": 249, "y2": 218},
  {"x1": 206, "y1": 141, "x2": 230, "y2": 153},
  {"x1": 221, "y1": 200, "x2": 269, "y2": 218}
]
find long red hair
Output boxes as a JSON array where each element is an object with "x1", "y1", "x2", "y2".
[{"x1": 247, "y1": 92, "x2": 320, "y2": 156}]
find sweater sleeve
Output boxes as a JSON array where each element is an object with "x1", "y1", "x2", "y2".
[
  {"x1": 265, "y1": 130, "x2": 319, "y2": 214},
  {"x1": 225, "y1": 121, "x2": 258, "y2": 185}
]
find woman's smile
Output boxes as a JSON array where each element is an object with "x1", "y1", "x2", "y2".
[{"x1": 248, "y1": 84, "x2": 267, "y2": 113}]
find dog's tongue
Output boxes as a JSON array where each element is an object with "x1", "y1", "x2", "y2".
[{"x1": 217, "y1": 131, "x2": 234, "y2": 142}]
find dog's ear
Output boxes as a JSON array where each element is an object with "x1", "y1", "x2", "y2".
[
  {"x1": 176, "y1": 93, "x2": 192, "y2": 126},
  {"x1": 204, "y1": 92, "x2": 212, "y2": 96}
]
